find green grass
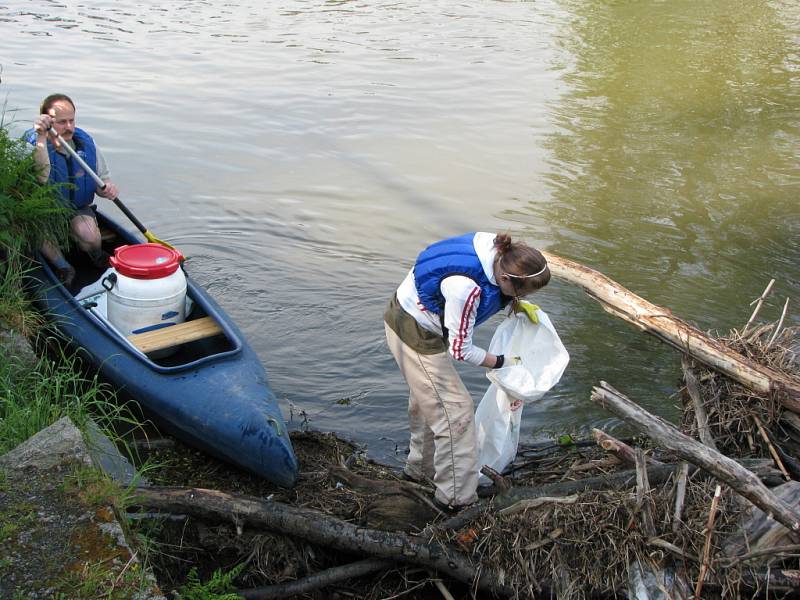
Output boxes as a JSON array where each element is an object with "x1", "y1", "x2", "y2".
[
  {"x1": 0, "y1": 121, "x2": 72, "y2": 331},
  {"x1": 0, "y1": 342, "x2": 121, "y2": 454},
  {"x1": 0, "y1": 116, "x2": 167, "y2": 598}
]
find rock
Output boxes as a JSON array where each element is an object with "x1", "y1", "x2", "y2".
[
  {"x1": 0, "y1": 417, "x2": 165, "y2": 599},
  {"x1": 0, "y1": 416, "x2": 91, "y2": 471},
  {"x1": 0, "y1": 326, "x2": 36, "y2": 368}
]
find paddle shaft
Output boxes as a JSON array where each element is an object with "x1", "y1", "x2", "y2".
[{"x1": 47, "y1": 129, "x2": 149, "y2": 235}]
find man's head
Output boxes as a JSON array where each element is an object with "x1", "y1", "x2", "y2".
[{"x1": 40, "y1": 93, "x2": 76, "y2": 141}]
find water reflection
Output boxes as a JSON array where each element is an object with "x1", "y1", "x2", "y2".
[
  {"x1": 514, "y1": 0, "x2": 800, "y2": 434},
  {"x1": 541, "y1": 0, "x2": 799, "y2": 316},
  {"x1": 1, "y1": 0, "x2": 797, "y2": 460}
]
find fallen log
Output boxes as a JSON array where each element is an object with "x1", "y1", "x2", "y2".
[
  {"x1": 132, "y1": 486, "x2": 514, "y2": 598},
  {"x1": 542, "y1": 252, "x2": 800, "y2": 410},
  {"x1": 238, "y1": 558, "x2": 392, "y2": 599},
  {"x1": 590, "y1": 381, "x2": 800, "y2": 534},
  {"x1": 441, "y1": 458, "x2": 783, "y2": 532},
  {"x1": 724, "y1": 481, "x2": 800, "y2": 560}
]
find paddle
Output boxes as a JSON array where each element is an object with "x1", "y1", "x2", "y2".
[{"x1": 46, "y1": 128, "x2": 177, "y2": 251}]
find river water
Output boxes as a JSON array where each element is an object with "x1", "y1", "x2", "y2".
[{"x1": 2, "y1": 0, "x2": 798, "y2": 467}]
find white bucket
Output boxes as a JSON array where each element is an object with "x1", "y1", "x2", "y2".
[{"x1": 104, "y1": 244, "x2": 187, "y2": 342}]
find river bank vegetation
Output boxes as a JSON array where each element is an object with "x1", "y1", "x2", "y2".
[
  {"x1": 2, "y1": 117, "x2": 800, "y2": 599},
  {"x1": 0, "y1": 121, "x2": 163, "y2": 598},
  {"x1": 0, "y1": 121, "x2": 108, "y2": 452}
]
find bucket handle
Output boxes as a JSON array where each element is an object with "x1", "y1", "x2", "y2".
[{"x1": 101, "y1": 273, "x2": 117, "y2": 292}]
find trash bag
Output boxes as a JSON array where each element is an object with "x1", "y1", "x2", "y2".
[
  {"x1": 486, "y1": 310, "x2": 569, "y2": 402},
  {"x1": 475, "y1": 310, "x2": 569, "y2": 484}
]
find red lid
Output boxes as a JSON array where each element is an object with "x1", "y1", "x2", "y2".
[{"x1": 110, "y1": 244, "x2": 184, "y2": 279}]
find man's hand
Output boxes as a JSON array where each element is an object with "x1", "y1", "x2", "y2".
[
  {"x1": 513, "y1": 300, "x2": 540, "y2": 324},
  {"x1": 33, "y1": 114, "x2": 54, "y2": 136},
  {"x1": 96, "y1": 180, "x2": 119, "y2": 199}
]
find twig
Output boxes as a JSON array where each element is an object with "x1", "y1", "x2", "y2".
[
  {"x1": 753, "y1": 415, "x2": 791, "y2": 481},
  {"x1": 378, "y1": 580, "x2": 429, "y2": 600},
  {"x1": 523, "y1": 528, "x2": 563, "y2": 551},
  {"x1": 647, "y1": 537, "x2": 697, "y2": 562},
  {"x1": 682, "y1": 356, "x2": 717, "y2": 450},
  {"x1": 480, "y1": 465, "x2": 510, "y2": 494},
  {"x1": 726, "y1": 544, "x2": 800, "y2": 566},
  {"x1": 498, "y1": 495, "x2": 578, "y2": 517},
  {"x1": 767, "y1": 297, "x2": 790, "y2": 347},
  {"x1": 429, "y1": 573, "x2": 457, "y2": 600},
  {"x1": 635, "y1": 448, "x2": 656, "y2": 537},
  {"x1": 743, "y1": 279, "x2": 775, "y2": 334},
  {"x1": 672, "y1": 462, "x2": 690, "y2": 533},
  {"x1": 694, "y1": 485, "x2": 722, "y2": 599},
  {"x1": 592, "y1": 428, "x2": 662, "y2": 466},
  {"x1": 111, "y1": 551, "x2": 138, "y2": 590}
]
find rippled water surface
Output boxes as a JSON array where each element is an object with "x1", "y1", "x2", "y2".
[{"x1": 2, "y1": 0, "x2": 798, "y2": 465}]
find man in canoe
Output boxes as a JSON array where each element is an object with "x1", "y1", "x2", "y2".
[
  {"x1": 384, "y1": 232, "x2": 549, "y2": 511},
  {"x1": 26, "y1": 93, "x2": 119, "y2": 287}
]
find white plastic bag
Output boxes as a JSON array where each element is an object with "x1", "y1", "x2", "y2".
[
  {"x1": 475, "y1": 310, "x2": 569, "y2": 483},
  {"x1": 486, "y1": 310, "x2": 569, "y2": 402},
  {"x1": 474, "y1": 385, "x2": 522, "y2": 484}
]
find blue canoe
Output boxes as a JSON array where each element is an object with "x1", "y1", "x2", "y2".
[{"x1": 27, "y1": 209, "x2": 299, "y2": 487}]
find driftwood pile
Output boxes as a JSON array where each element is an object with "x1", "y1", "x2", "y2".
[{"x1": 129, "y1": 261, "x2": 800, "y2": 599}]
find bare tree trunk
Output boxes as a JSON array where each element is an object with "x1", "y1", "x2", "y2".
[
  {"x1": 542, "y1": 251, "x2": 800, "y2": 409},
  {"x1": 132, "y1": 486, "x2": 514, "y2": 598},
  {"x1": 590, "y1": 381, "x2": 800, "y2": 534},
  {"x1": 238, "y1": 558, "x2": 392, "y2": 599}
]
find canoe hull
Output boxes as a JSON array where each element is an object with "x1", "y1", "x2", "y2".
[{"x1": 27, "y1": 212, "x2": 298, "y2": 487}]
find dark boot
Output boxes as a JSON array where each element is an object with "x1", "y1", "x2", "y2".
[
  {"x1": 55, "y1": 264, "x2": 76, "y2": 288},
  {"x1": 89, "y1": 249, "x2": 111, "y2": 269}
]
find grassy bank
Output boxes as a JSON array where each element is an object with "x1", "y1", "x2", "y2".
[
  {"x1": 0, "y1": 120, "x2": 168, "y2": 597},
  {"x1": 0, "y1": 120, "x2": 115, "y2": 450}
]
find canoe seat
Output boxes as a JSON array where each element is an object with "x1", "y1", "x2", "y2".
[{"x1": 127, "y1": 316, "x2": 223, "y2": 353}]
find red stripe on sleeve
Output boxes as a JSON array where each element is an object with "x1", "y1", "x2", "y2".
[{"x1": 452, "y1": 287, "x2": 481, "y2": 360}]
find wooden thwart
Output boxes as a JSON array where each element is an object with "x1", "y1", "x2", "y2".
[{"x1": 128, "y1": 316, "x2": 222, "y2": 353}]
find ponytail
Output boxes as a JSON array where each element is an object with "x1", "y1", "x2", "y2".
[{"x1": 494, "y1": 233, "x2": 550, "y2": 290}]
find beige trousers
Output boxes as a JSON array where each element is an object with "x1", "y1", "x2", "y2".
[{"x1": 384, "y1": 323, "x2": 479, "y2": 507}]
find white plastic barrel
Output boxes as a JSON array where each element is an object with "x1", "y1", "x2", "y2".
[{"x1": 104, "y1": 244, "x2": 187, "y2": 341}]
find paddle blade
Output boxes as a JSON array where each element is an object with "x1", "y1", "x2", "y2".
[{"x1": 144, "y1": 230, "x2": 178, "y2": 252}]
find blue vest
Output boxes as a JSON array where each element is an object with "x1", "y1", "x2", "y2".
[
  {"x1": 413, "y1": 232, "x2": 510, "y2": 327},
  {"x1": 25, "y1": 127, "x2": 98, "y2": 209}
]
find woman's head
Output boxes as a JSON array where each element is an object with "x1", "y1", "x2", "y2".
[{"x1": 493, "y1": 233, "x2": 550, "y2": 298}]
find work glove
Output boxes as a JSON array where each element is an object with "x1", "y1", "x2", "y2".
[{"x1": 513, "y1": 300, "x2": 540, "y2": 324}]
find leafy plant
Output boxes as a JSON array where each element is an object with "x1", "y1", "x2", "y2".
[
  {"x1": 0, "y1": 124, "x2": 71, "y2": 253},
  {"x1": 174, "y1": 564, "x2": 245, "y2": 600},
  {"x1": 0, "y1": 121, "x2": 71, "y2": 332}
]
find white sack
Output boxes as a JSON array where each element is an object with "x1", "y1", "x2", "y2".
[
  {"x1": 486, "y1": 310, "x2": 569, "y2": 402},
  {"x1": 475, "y1": 310, "x2": 569, "y2": 484}
]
